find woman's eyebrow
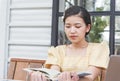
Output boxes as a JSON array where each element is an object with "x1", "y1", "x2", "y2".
[
  {"x1": 74, "y1": 23, "x2": 82, "y2": 25},
  {"x1": 65, "y1": 23, "x2": 70, "y2": 25}
]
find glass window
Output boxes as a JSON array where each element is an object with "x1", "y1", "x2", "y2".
[
  {"x1": 88, "y1": 16, "x2": 110, "y2": 43},
  {"x1": 65, "y1": 0, "x2": 110, "y2": 11},
  {"x1": 116, "y1": 0, "x2": 120, "y2": 11},
  {"x1": 58, "y1": 16, "x2": 110, "y2": 44},
  {"x1": 58, "y1": 17, "x2": 65, "y2": 45},
  {"x1": 57, "y1": 0, "x2": 117, "y2": 54},
  {"x1": 58, "y1": 17, "x2": 70, "y2": 45},
  {"x1": 83, "y1": 0, "x2": 110, "y2": 11},
  {"x1": 115, "y1": 16, "x2": 120, "y2": 55}
]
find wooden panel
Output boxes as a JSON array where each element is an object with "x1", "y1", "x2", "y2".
[
  {"x1": 7, "y1": 61, "x2": 16, "y2": 79},
  {"x1": 6, "y1": 0, "x2": 52, "y2": 79},
  {"x1": 9, "y1": 46, "x2": 49, "y2": 59},
  {"x1": 8, "y1": 0, "x2": 52, "y2": 61},
  {"x1": 11, "y1": 0, "x2": 52, "y2": 8},
  {"x1": 14, "y1": 62, "x2": 29, "y2": 80},
  {"x1": 9, "y1": 27, "x2": 51, "y2": 43}
]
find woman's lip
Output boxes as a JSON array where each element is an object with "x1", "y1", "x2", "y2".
[
  {"x1": 70, "y1": 36, "x2": 77, "y2": 37},
  {"x1": 70, "y1": 35, "x2": 77, "y2": 37},
  {"x1": 69, "y1": 36, "x2": 77, "y2": 39}
]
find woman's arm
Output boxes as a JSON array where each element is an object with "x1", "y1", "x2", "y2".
[
  {"x1": 51, "y1": 65, "x2": 102, "y2": 81},
  {"x1": 50, "y1": 65, "x2": 103, "y2": 81},
  {"x1": 78, "y1": 66, "x2": 102, "y2": 81},
  {"x1": 101, "y1": 69, "x2": 106, "y2": 81}
]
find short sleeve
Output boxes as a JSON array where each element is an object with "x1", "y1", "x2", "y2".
[
  {"x1": 89, "y1": 41, "x2": 110, "y2": 69},
  {"x1": 44, "y1": 46, "x2": 62, "y2": 68}
]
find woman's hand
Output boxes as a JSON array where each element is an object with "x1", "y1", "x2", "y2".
[
  {"x1": 57, "y1": 72, "x2": 79, "y2": 81},
  {"x1": 30, "y1": 71, "x2": 48, "y2": 81}
]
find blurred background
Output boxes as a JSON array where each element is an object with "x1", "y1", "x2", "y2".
[{"x1": 0, "y1": 0, "x2": 120, "y2": 79}]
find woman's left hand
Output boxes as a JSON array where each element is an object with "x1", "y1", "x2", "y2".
[{"x1": 57, "y1": 72, "x2": 79, "y2": 81}]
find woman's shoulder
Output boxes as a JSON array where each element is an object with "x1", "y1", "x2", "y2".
[
  {"x1": 88, "y1": 41, "x2": 109, "y2": 55},
  {"x1": 48, "y1": 45, "x2": 66, "y2": 56},
  {"x1": 89, "y1": 41, "x2": 109, "y2": 47},
  {"x1": 48, "y1": 45, "x2": 66, "y2": 52},
  {"x1": 49, "y1": 45, "x2": 66, "y2": 49}
]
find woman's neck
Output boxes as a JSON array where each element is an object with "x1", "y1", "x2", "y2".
[
  {"x1": 66, "y1": 41, "x2": 88, "y2": 56},
  {"x1": 70, "y1": 41, "x2": 88, "y2": 49}
]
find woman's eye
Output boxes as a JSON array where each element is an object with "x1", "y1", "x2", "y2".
[
  {"x1": 76, "y1": 26, "x2": 81, "y2": 28},
  {"x1": 65, "y1": 26, "x2": 70, "y2": 28}
]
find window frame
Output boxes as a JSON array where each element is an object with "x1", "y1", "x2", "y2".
[{"x1": 51, "y1": 0, "x2": 120, "y2": 55}]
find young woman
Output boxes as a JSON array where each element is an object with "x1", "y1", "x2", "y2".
[{"x1": 30, "y1": 6, "x2": 109, "y2": 81}]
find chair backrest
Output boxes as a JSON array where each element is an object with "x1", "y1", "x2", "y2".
[
  {"x1": 7, "y1": 58, "x2": 46, "y2": 81},
  {"x1": 104, "y1": 55, "x2": 120, "y2": 81}
]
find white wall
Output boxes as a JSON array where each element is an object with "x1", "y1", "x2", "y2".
[
  {"x1": 7, "y1": 0, "x2": 52, "y2": 59},
  {"x1": 0, "y1": 0, "x2": 8, "y2": 78},
  {"x1": 0, "y1": 0, "x2": 53, "y2": 78}
]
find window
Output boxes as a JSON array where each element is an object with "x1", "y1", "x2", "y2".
[{"x1": 52, "y1": 0, "x2": 120, "y2": 55}]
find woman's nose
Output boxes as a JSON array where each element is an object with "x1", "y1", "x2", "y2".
[{"x1": 70, "y1": 27, "x2": 76, "y2": 33}]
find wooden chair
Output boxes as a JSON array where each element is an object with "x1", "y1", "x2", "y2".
[
  {"x1": 7, "y1": 58, "x2": 46, "y2": 81},
  {"x1": 7, "y1": 58, "x2": 106, "y2": 81}
]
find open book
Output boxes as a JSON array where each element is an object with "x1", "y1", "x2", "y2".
[{"x1": 23, "y1": 68, "x2": 91, "y2": 81}]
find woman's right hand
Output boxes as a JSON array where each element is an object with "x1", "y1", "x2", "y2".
[{"x1": 30, "y1": 71, "x2": 48, "y2": 81}]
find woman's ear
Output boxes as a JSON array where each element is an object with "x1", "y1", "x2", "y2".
[{"x1": 86, "y1": 24, "x2": 91, "y2": 33}]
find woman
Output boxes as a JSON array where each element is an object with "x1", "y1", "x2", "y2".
[{"x1": 30, "y1": 6, "x2": 109, "y2": 81}]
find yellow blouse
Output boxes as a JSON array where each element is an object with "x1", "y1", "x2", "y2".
[{"x1": 44, "y1": 41, "x2": 110, "y2": 81}]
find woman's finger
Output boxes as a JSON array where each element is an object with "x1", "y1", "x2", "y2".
[
  {"x1": 31, "y1": 72, "x2": 36, "y2": 81},
  {"x1": 71, "y1": 72, "x2": 79, "y2": 81}
]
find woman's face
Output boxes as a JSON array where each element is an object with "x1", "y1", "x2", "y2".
[{"x1": 64, "y1": 15, "x2": 90, "y2": 43}]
